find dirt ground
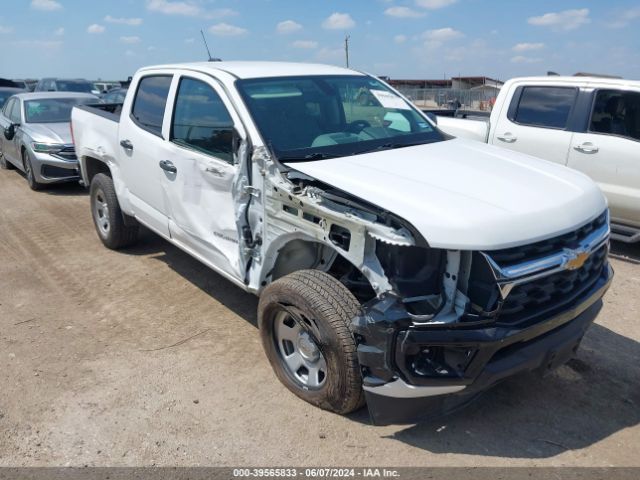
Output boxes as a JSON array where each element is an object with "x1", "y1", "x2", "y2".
[{"x1": 0, "y1": 168, "x2": 638, "y2": 467}]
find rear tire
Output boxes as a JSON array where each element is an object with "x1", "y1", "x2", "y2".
[
  {"x1": 90, "y1": 173, "x2": 139, "y2": 249},
  {"x1": 0, "y1": 152, "x2": 15, "y2": 170},
  {"x1": 23, "y1": 149, "x2": 43, "y2": 190},
  {"x1": 258, "y1": 270, "x2": 365, "y2": 415}
]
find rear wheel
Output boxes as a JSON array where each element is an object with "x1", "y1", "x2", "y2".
[
  {"x1": 23, "y1": 149, "x2": 43, "y2": 190},
  {"x1": 258, "y1": 270, "x2": 365, "y2": 414},
  {"x1": 90, "y1": 173, "x2": 139, "y2": 249}
]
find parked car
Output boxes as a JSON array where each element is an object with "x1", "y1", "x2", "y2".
[
  {"x1": 71, "y1": 62, "x2": 612, "y2": 425},
  {"x1": 94, "y1": 81, "x2": 121, "y2": 95},
  {"x1": 436, "y1": 76, "x2": 640, "y2": 243},
  {"x1": 13, "y1": 79, "x2": 37, "y2": 92},
  {"x1": 0, "y1": 87, "x2": 25, "y2": 109},
  {"x1": 101, "y1": 88, "x2": 127, "y2": 104},
  {"x1": 0, "y1": 92, "x2": 98, "y2": 189},
  {"x1": 34, "y1": 78, "x2": 99, "y2": 95}
]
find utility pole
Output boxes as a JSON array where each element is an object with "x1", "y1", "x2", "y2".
[{"x1": 344, "y1": 35, "x2": 350, "y2": 68}]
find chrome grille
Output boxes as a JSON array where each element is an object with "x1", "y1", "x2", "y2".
[{"x1": 53, "y1": 145, "x2": 77, "y2": 161}]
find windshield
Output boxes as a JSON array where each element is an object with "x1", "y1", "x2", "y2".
[
  {"x1": 25, "y1": 97, "x2": 94, "y2": 123},
  {"x1": 236, "y1": 75, "x2": 445, "y2": 161},
  {"x1": 56, "y1": 80, "x2": 94, "y2": 93}
]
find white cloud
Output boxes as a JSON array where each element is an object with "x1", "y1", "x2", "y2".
[
  {"x1": 146, "y1": 0, "x2": 199, "y2": 16},
  {"x1": 87, "y1": 24, "x2": 105, "y2": 34},
  {"x1": 0, "y1": 25, "x2": 13, "y2": 34},
  {"x1": 120, "y1": 36, "x2": 141, "y2": 44},
  {"x1": 511, "y1": 55, "x2": 543, "y2": 64},
  {"x1": 184, "y1": 37, "x2": 195, "y2": 43},
  {"x1": 528, "y1": 9, "x2": 590, "y2": 31},
  {"x1": 292, "y1": 40, "x2": 318, "y2": 49},
  {"x1": 54, "y1": 27, "x2": 64, "y2": 36},
  {"x1": 315, "y1": 47, "x2": 344, "y2": 62},
  {"x1": 277, "y1": 20, "x2": 302, "y2": 34},
  {"x1": 205, "y1": 8, "x2": 238, "y2": 19},
  {"x1": 512, "y1": 42, "x2": 544, "y2": 52},
  {"x1": 31, "y1": 0, "x2": 62, "y2": 11},
  {"x1": 209, "y1": 23, "x2": 247, "y2": 36},
  {"x1": 422, "y1": 27, "x2": 463, "y2": 42},
  {"x1": 125, "y1": 50, "x2": 135, "y2": 57},
  {"x1": 415, "y1": 0, "x2": 457, "y2": 10},
  {"x1": 394, "y1": 34, "x2": 407, "y2": 44},
  {"x1": 322, "y1": 12, "x2": 355, "y2": 30},
  {"x1": 147, "y1": 46, "x2": 156, "y2": 51},
  {"x1": 105, "y1": 15, "x2": 143, "y2": 26},
  {"x1": 385, "y1": 6, "x2": 425, "y2": 18},
  {"x1": 606, "y1": 7, "x2": 640, "y2": 28}
]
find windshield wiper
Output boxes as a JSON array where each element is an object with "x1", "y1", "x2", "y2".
[
  {"x1": 352, "y1": 141, "x2": 425, "y2": 156},
  {"x1": 278, "y1": 152, "x2": 340, "y2": 163}
]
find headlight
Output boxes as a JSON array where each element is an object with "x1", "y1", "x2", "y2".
[{"x1": 32, "y1": 142, "x2": 66, "y2": 154}]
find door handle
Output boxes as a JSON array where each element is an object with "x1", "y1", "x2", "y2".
[
  {"x1": 119, "y1": 139, "x2": 133, "y2": 151},
  {"x1": 496, "y1": 133, "x2": 517, "y2": 143},
  {"x1": 574, "y1": 143, "x2": 599, "y2": 154},
  {"x1": 159, "y1": 160, "x2": 177, "y2": 173}
]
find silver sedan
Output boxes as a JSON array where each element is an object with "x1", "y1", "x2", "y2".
[{"x1": 0, "y1": 92, "x2": 98, "y2": 190}]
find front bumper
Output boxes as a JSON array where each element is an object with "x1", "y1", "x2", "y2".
[
  {"x1": 353, "y1": 263, "x2": 613, "y2": 425},
  {"x1": 31, "y1": 151, "x2": 79, "y2": 184}
]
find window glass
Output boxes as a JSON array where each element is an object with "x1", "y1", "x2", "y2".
[
  {"x1": 2, "y1": 98, "x2": 15, "y2": 117},
  {"x1": 590, "y1": 89, "x2": 640, "y2": 141},
  {"x1": 236, "y1": 75, "x2": 442, "y2": 161},
  {"x1": 131, "y1": 75, "x2": 172, "y2": 136},
  {"x1": 55, "y1": 80, "x2": 94, "y2": 93},
  {"x1": 514, "y1": 86, "x2": 577, "y2": 129},
  {"x1": 9, "y1": 99, "x2": 21, "y2": 123},
  {"x1": 24, "y1": 97, "x2": 94, "y2": 123},
  {"x1": 171, "y1": 77, "x2": 234, "y2": 162}
]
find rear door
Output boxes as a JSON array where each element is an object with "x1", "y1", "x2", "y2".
[
  {"x1": 159, "y1": 72, "x2": 247, "y2": 281},
  {"x1": 567, "y1": 88, "x2": 640, "y2": 228},
  {"x1": 491, "y1": 85, "x2": 577, "y2": 164},
  {"x1": 118, "y1": 74, "x2": 174, "y2": 237}
]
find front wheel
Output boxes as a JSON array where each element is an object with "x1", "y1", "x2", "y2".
[
  {"x1": 23, "y1": 149, "x2": 43, "y2": 190},
  {"x1": 90, "y1": 173, "x2": 139, "y2": 249},
  {"x1": 258, "y1": 270, "x2": 365, "y2": 414}
]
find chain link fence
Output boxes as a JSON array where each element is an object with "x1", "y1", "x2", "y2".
[{"x1": 394, "y1": 87, "x2": 499, "y2": 112}]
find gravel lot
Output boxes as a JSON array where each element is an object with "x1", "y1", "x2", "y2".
[{"x1": 0, "y1": 168, "x2": 638, "y2": 467}]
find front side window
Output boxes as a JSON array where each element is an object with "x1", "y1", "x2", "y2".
[
  {"x1": 131, "y1": 75, "x2": 172, "y2": 136},
  {"x1": 236, "y1": 75, "x2": 443, "y2": 161},
  {"x1": 590, "y1": 89, "x2": 640, "y2": 141},
  {"x1": 171, "y1": 77, "x2": 234, "y2": 163},
  {"x1": 9, "y1": 99, "x2": 21, "y2": 123},
  {"x1": 513, "y1": 86, "x2": 577, "y2": 129},
  {"x1": 2, "y1": 98, "x2": 15, "y2": 117},
  {"x1": 24, "y1": 98, "x2": 94, "y2": 124}
]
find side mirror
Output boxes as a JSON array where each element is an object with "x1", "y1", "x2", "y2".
[
  {"x1": 3, "y1": 123, "x2": 17, "y2": 141},
  {"x1": 425, "y1": 112, "x2": 438, "y2": 125}
]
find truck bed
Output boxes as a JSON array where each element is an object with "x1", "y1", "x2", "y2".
[{"x1": 75, "y1": 103, "x2": 123, "y2": 122}]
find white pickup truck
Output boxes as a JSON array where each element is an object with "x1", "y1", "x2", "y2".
[
  {"x1": 437, "y1": 76, "x2": 640, "y2": 243},
  {"x1": 71, "y1": 62, "x2": 612, "y2": 425}
]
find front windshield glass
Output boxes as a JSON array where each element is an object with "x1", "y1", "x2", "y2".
[
  {"x1": 25, "y1": 98, "x2": 94, "y2": 123},
  {"x1": 56, "y1": 80, "x2": 94, "y2": 93},
  {"x1": 236, "y1": 75, "x2": 445, "y2": 161}
]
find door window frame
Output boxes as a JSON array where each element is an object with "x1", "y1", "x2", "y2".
[
  {"x1": 586, "y1": 88, "x2": 640, "y2": 144},
  {"x1": 507, "y1": 85, "x2": 579, "y2": 131},
  {"x1": 129, "y1": 74, "x2": 174, "y2": 138}
]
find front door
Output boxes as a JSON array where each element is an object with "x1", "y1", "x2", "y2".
[
  {"x1": 491, "y1": 85, "x2": 577, "y2": 165},
  {"x1": 567, "y1": 88, "x2": 640, "y2": 228},
  {"x1": 159, "y1": 73, "x2": 248, "y2": 282}
]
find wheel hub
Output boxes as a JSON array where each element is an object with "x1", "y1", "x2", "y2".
[{"x1": 297, "y1": 332, "x2": 320, "y2": 362}]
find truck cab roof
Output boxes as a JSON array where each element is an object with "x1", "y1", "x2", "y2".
[{"x1": 137, "y1": 61, "x2": 363, "y2": 79}]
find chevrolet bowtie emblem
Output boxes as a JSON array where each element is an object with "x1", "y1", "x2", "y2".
[{"x1": 565, "y1": 250, "x2": 590, "y2": 270}]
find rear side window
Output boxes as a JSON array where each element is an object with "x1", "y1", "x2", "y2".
[
  {"x1": 171, "y1": 77, "x2": 234, "y2": 163},
  {"x1": 590, "y1": 89, "x2": 640, "y2": 142},
  {"x1": 131, "y1": 75, "x2": 172, "y2": 136},
  {"x1": 513, "y1": 86, "x2": 577, "y2": 129}
]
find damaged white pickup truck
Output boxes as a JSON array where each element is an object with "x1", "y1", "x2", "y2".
[{"x1": 71, "y1": 62, "x2": 613, "y2": 425}]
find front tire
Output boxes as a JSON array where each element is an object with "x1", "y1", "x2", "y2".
[
  {"x1": 258, "y1": 270, "x2": 365, "y2": 415},
  {"x1": 90, "y1": 173, "x2": 139, "y2": 249},
  {"x1": 23, "y1": 149, "x2": 43, "y2": 190}
]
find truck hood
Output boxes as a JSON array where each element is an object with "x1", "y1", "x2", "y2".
[
  {"x1": 287, "y1": 138, "x2": 607, "y2": 250},
  {"x1": 25, "y1": 122, "x2": 72, "y2": 144}
]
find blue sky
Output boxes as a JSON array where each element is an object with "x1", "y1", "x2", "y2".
[{"x1": 1, "y1": 0, "x2": 638, "y2": 81}]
